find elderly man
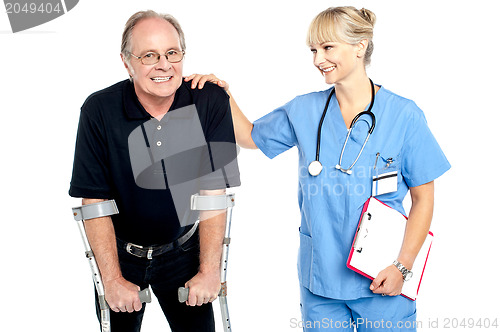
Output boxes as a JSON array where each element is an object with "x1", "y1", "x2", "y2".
[{"x1": 69, "y1": 10, "x2": 239, "y2": 332}]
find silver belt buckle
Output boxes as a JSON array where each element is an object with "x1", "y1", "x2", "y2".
[
  {"x1": 126, "y1": 242, "x2": 154, "y2": 260},
  {"x1": 126, "y1": 243, "x2": 143, "y2": 258}
]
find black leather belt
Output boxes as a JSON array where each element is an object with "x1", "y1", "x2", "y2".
[{"x1": 119, "y1": 221, "x2": 198, "y2": 259}]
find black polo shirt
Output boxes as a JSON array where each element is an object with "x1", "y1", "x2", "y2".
[{"x1": 69, "y1": 79, "x2": 240, "y2": 245}]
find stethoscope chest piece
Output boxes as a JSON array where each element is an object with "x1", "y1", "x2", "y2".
[{"x1": 308, "y1": 160, "x2": 323, "y2": 176}]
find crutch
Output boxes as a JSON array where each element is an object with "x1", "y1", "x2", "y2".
[
  {"x1": 72, "y1": 200, "x2": 152, "y2": 332},
  {"x1": 178, "y1": 193, "x2": 235, "y2": 331}
]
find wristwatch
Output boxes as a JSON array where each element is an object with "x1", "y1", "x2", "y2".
[{"x1": 393, "y1": 260, "x2": 413, "y2": 281}]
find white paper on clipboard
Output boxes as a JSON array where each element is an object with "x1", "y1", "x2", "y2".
[{"x1": 347, "y1": 197, "x2": 433, "y2": 300}]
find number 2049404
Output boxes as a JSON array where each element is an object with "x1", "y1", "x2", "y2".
[
  {"x1": 441, "y1": 318, "x2": 499, "y2": 329},
  {"x1": 5, "y1": 2, "x2": 62, "y2": 14}
]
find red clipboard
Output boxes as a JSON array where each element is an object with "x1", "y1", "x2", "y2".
[{"x1": 347, "y1": 197, "x2": 433, "y2": 301}]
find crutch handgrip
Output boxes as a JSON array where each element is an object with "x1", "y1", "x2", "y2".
[
  {"x1": 178, "y1": 287, "x2": 189, "y2": 303},
  {"x1": 177, "y1": 283, "x2": 227, "y2": 303},
  {"x1": 139, "y1": 288, "x2": 152, "y2": 303}
]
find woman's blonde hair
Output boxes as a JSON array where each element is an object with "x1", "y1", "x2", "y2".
[{"x1": 307, "y1": 6, "x2": 376, "y2": 65}]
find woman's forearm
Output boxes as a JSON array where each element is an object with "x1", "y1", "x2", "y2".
[
  {"x1": 226, "y1": 90, "x2": 258, "y2": 149},
  {"x1": 397, "y1": 181, "x2": 435, "y2": 269}
]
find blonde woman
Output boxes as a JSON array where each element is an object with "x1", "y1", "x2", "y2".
[{"x1": 189, "y1": 6, "x2": 449, "y2": 331}]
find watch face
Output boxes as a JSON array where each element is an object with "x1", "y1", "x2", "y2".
[{"x1": 404, "y1": 271, "x2": 413, "y2": 281}]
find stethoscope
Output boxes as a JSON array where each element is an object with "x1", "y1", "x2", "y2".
[{"x1": 308, "y1": 79, "x2": 376, "y2": 176}]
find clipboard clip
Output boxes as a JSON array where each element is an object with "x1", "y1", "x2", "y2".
[{"x1": 353, "y1": 212, "x2": 371, "y2": 253}]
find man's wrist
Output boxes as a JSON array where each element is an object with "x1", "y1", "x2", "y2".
[
  {"x1": 103, "y1": 275, "x2": 124, "y2": 285},
  {"x1": 199, "y1": 264, "x2": 221, "y2": 275}
]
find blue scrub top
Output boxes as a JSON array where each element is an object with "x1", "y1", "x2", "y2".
[{"x1": 251, "y1": 85, "x2": 451, "y2": 300}]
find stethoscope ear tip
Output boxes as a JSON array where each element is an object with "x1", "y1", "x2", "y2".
[{"x1": 335, "y1": 164, "x2": 353, "y2": 174}]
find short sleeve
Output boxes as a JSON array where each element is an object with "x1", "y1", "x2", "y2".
[
  {"x1": 69, "y1": 101, "x2": 112, "y2": 199},
  {"x1": 401, "y1": 103, "x2": 451, "y2": 187},
  {"x1": 199, "y1": 86, "x2": 241, "y2": 190},
  {"x1": 251, "y1": 102, "x2": 297, "y2": 159}
]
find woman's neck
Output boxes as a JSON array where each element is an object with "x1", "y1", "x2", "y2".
[{"x1": 335, "y1": 75, "x2": 377, "y2": 128}]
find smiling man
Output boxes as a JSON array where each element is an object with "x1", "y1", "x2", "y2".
[
  {"x1": 69, "y1": 10, "x2": 240, "y2": 332},
  {"x1": 121, "y1": 15, "x2": 184, "y2": 117}
]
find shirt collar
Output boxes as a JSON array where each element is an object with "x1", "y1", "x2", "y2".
[{"x1": 122, "y1": 79, "x2": 192, "y2": 120}]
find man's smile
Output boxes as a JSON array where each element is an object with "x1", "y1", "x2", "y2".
[{"x1": 151, "y1": 76, "x2": 173, "y2": 83}]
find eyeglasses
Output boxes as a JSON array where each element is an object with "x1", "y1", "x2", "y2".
[{"x1": 129, "y1": 49, "x2": 185, "y2": 65}]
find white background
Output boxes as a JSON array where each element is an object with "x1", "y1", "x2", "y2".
[{"x1": 1, "y1": 0, "x2": 498, "y2": 331}]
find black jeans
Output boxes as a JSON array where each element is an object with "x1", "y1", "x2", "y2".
[{"x1": 96, "y1": 230, "x2": 215, "y2": 332}]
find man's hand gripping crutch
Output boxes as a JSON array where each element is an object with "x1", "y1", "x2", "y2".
[
  {"x1": 72, "y1": 199, "x2": 152, "y2": 332},
  {"x1": 178, "y1": 192, "x2": 235, "y2": 331}
]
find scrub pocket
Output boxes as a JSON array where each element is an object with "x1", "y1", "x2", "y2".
[
  {"x1": 372, "y1": 153, "x2": 401, "y2": 197},
  {"x1": 298, "y1": 228, "x2": 313, "y2": 288}
]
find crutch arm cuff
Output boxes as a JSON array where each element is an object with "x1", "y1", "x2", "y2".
[
  {"x1": 72, "y1": 200, "x2": 119, "y2": 221},
  {"x1": 191, "y1": 193, "x2": 235, "y2": 211}
]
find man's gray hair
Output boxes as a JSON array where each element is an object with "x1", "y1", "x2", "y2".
[{"x1": 121, "y1": 10, "x2": 186, "y2": 62}]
